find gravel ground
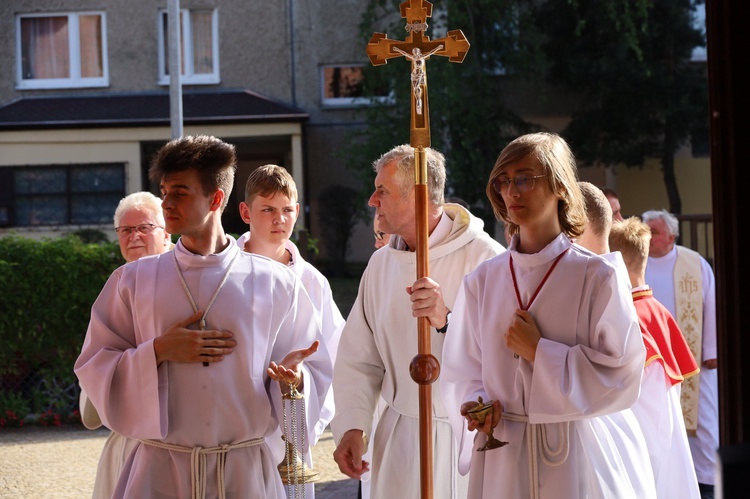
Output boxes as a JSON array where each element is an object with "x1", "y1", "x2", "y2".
[{"x1": 0, "y1": 425, "x2": 358, "y2": 498}]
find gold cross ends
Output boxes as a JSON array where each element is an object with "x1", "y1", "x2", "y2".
[
  {"x1": 365, "y1": 0, "x2": 470, "y2": 67},
  {"x1": 401, "y1": 0, "x2": 431, "y2": 24},
  {"x1": 366, "y1": 30, "x2": 469, "y2": 67},
  {"x1": 365, "y1": 0, "x2": 470, "y2": 145}
]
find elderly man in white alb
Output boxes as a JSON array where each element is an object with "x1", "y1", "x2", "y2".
[
  {"x1": 331, "y1": 144, "x2": 505, "y2": 499},
  {"x1": 642, "y1": 209, "x2": 718, "y2": 499}
]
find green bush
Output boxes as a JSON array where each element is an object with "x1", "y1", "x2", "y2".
[
  {"x1": 0, "y1": 391, "x2": 29, "y2": 427},
  {"x1": 0, "y1": 234, "x2": 124, "y2": 420}
]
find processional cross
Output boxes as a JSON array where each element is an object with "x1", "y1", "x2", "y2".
[{"x1": 366, "y1": 2, "x2": 469, "y2": 498}]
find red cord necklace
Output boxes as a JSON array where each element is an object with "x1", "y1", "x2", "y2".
[{"x1": 509, "y1": 248, "x2": 569, "y2": 311}]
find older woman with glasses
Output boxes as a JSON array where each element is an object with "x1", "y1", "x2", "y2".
[
  {"x1": 80, "y1": 191, "x2": 173, "y2": 499},
  {"x1": 113, "y1": 191, "x2": 172, "y2": 263},
  {"x1": 440, "y1": 132, "x2": 657, "y2": 498}
]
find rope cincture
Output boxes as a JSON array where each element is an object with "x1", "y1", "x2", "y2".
[
  {"x1": 140, "y1": 437, "x2": 264, "y2": 499},
  {"x1": 173, "y1": 249, "x2": 239, "y2": 365},
  {"x1": 498, "y1": 413, "x2": 570, "y2": 499}
]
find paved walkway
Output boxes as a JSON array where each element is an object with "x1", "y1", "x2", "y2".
[{"x1": 0, "y1": 425, "x2": 359, "y2": 498}]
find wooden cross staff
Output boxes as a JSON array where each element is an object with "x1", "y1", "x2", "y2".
[{"x1": 365, "y1": 2, "x2": 469, "y2": 498}]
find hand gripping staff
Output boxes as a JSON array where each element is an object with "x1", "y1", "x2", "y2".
[{"x1": 365, "y1": 2, "x2": 470, "y2": 497}]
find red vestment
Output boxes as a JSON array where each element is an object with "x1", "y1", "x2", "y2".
[{"x1": 633, "y1": 287, "x2": 700, "y2": 385}]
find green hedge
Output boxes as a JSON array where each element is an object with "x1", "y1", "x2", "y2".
[{"x1": 0, "y1": 234, "x2": 124, "y2": 422}]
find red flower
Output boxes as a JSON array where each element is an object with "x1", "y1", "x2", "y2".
[
  {"x1": 0, "y1": 410, "x2": 25, "y2": 428},
  {"x1": 37, "y1": 409, "x2": 62, "y2": 427}
]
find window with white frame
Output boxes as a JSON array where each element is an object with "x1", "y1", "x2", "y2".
[
  {"x1": 320, "y1": 65, "x2": 393, "y2": 108},
  {"x1": 0, "y1": 164, "x2": 125, "y2": 227},
  {"x1": 158, "y1": 9, "x2": 219, "y2": 85},
  {"x1": 16, "y1": 12, "x2": 108, "y2": 90}
]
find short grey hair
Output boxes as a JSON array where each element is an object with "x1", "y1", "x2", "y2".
[
  {"x1": 113, "y1": 191, "x2": 165, "y2": 228},
  {"x1": 372, "y1": 144, "x2": 446, "y2": 205},
  {"x1": 641, "y1": 209, "x2": 679, "y2": 238}
]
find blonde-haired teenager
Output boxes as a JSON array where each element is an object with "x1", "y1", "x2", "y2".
[{"x1": 238, "y1": 164, "x2": 344, "y2": 499}]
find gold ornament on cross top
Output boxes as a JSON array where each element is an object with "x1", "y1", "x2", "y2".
[{"x1": 365, "y1": 2, "x2": 470, "y2": 498}]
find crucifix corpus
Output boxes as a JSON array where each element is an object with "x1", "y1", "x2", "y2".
[{"x1": 365, "y1": 2, "x2": 469, "y2": 498}]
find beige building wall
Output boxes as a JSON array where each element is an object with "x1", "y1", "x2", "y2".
[
  {"x1": 577, "y1": 159, "x2": 712, "y2": 218},
  {"x1": 0, "y1": 0, "x2": 295, "y2": 102},
  {"x1": 610, "y1": 158, "x2": 712, "y2": 217},
  {"x1": 529, "y1": 115, "x2": 712, "y2": 218}
]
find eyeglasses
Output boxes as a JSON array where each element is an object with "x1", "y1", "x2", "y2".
[
  {"x1": 115, "y1": 223, "x2": 163, "y2": 237},
  {"x1": 491, "y1": 174, "x2": 547, "y2": 194},
  {"x1": 374, "y1": 231, "x2": 386, "y2": 242}
]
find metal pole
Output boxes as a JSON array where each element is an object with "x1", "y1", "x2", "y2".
[
  {"x1": 168, "y1": 0, "x2": 183, "y2": 139},
  {"x1": 288, "y1": 0, "x2": 297, "y2": 106}
]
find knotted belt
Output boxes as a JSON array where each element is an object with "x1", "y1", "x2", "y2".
[
  {"x1": 500, "y1": 413, "x2": 570, "y2": 499},
  {"x1": 140, "y1": 437, "x2": 264, "y2": 499}
]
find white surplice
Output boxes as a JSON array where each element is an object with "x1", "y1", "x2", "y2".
[
  {"x1": 440, "y1": 233, "x2": 656, "y2": 499},
  {"x1": 632, "y1": 362, "x2": 700, "y2": 498},
  {"x1": 645, "y1": 246, "x2": 719, "y2": 486},
  {"x1": 331, "y1": 205, "x2": 505, "y2": 499},
  {"x1": 74, "y1": 236, "x2": 332, "y2": 499}
]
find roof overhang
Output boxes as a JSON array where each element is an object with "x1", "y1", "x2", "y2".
[{"x1": 0, "y1": 89, "x2": 308, "y2": 131}]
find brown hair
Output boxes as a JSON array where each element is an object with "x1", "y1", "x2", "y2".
[
  {"x1": 244, "y1": 164, "x2": 297, "y2": 205},
  {"x1": 148, "y1": 135, "x2": 237, "y2": 212},
  {"x1": 601, "y1": 187, "x2": 620, "y2": 201},
  {"x1": 485, "y1": 132, "x2": 585, "y2": 238}
]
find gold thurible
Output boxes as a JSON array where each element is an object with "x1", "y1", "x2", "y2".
[{"x1": 278, "y1": 382, "x2": 319, "y2": 496}]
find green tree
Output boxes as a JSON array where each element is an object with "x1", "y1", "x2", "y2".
[
  {"x1": 536, "y1": 0, "x2": 708, "y2": 214},
  {"x1": 346, "y1": 0, "x2": 707, "y2": 218},
  {"x1": 340, "y1": 0, "x2": 540, "y2": 235}
]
